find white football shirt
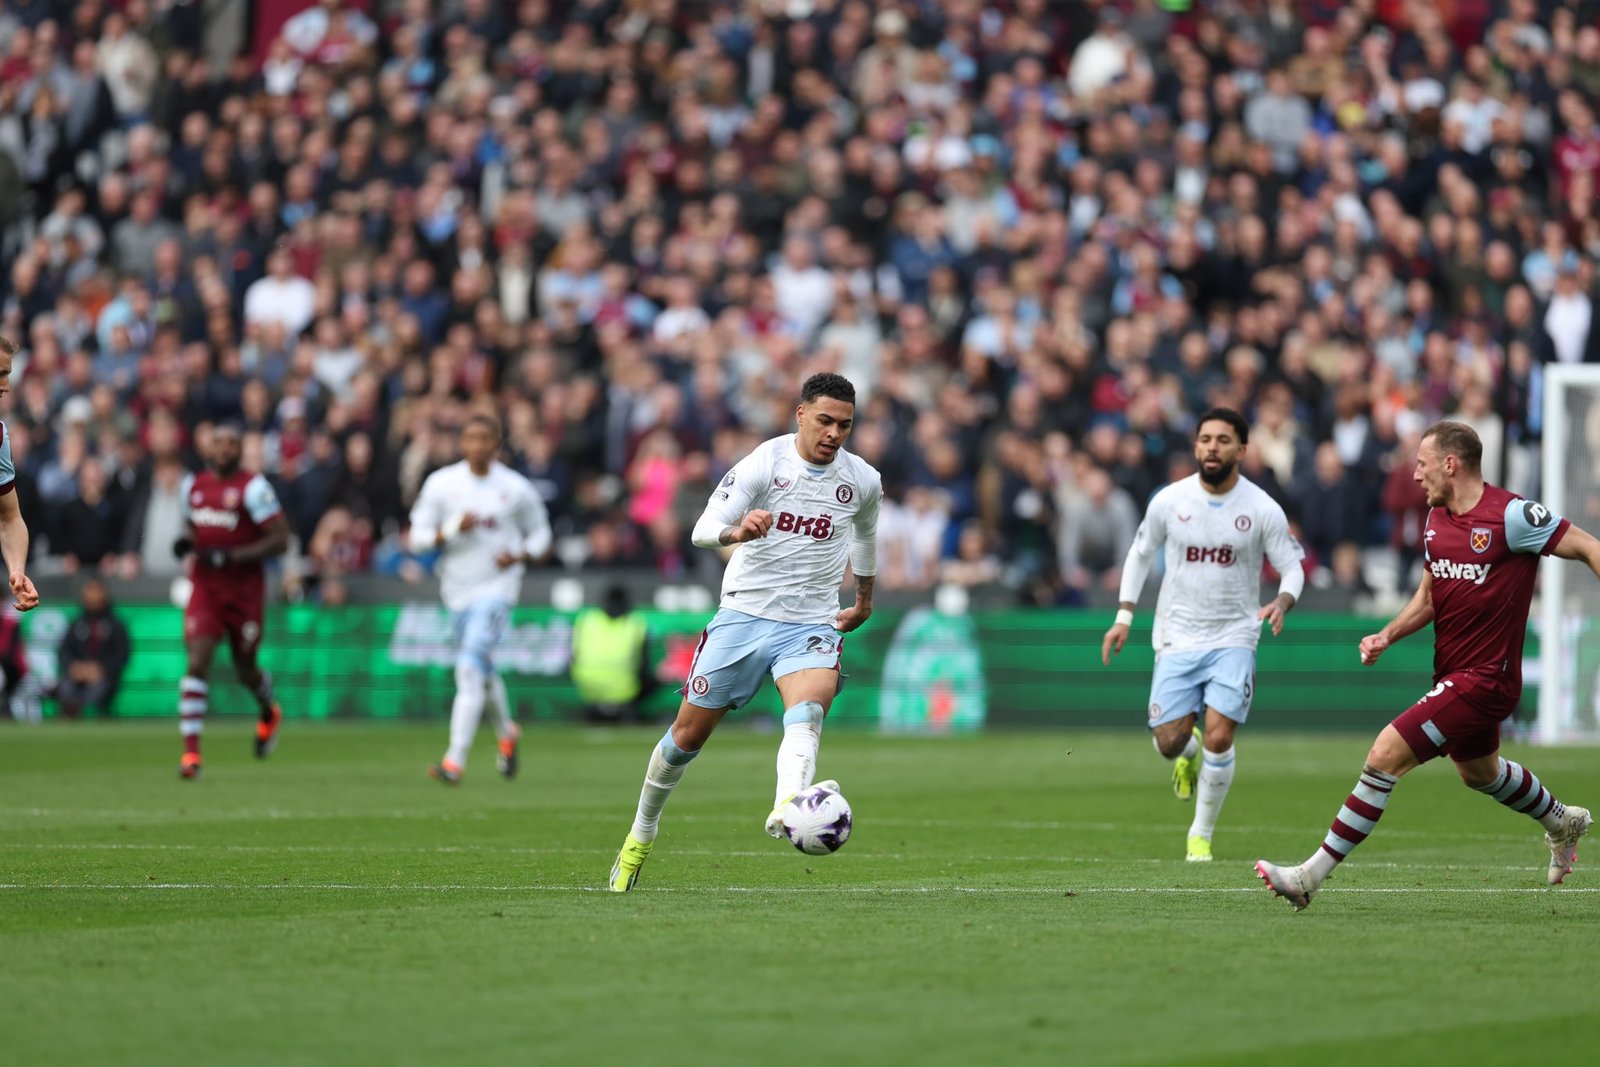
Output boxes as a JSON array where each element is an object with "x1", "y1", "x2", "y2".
[
  {"x1": 1120, "y1": 474, "x2": 1304, "y2": 653},
  {"x1": 693, "y1": 434, "x2": 882, "y2": 624},
  {"x1": 407, "y1": 461, "x2": 552, "y2": 613}
]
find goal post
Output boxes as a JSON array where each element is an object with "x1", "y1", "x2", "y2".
[{"x1": 1537, "y1": 364, "x2": 1600, "y2": 744}]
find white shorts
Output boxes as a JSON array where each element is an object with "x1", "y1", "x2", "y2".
[
  {"x1": 683, "y1": 609, "x2": 843, "y2": 710},
  {"x1": 451, "y1": 598, "x2": 511, "y2": 673},
  {"x1": 1147, "y1": 647, "x2": 1256, "y2": 728}
]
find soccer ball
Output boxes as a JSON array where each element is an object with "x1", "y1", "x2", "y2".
[{"x1": 783, "y1": 784, "x2": 853, "y2": 855}]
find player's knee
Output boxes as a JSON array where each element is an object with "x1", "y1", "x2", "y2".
[
  {"x1": 454, "y1": 659, "x2": 485, "y2": 692},
  {"x1": 670, "y1": 704, "x2": 724, "y2": 750},
  {"x1": 1455, "y1": 760, "x2": 1499, "y2": 789},
  {"x1": 670, "y1": 720, "x2": 710, "y2": 752},
  {"x1": 782, "y1": 700, "x2": 825, "y2": 729},
  {"x1": 1152, "y1": 722, "x2": 1192, "y2": 759},
  {"x1": 1203, "y1": 721, "x2": 1237, "y2": 753}
]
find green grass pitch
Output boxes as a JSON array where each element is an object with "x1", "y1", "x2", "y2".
[{"x1": 3, "y1": 721, "x2": 1597, "y2": 1066}]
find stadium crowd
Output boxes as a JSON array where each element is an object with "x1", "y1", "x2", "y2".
[{"x1": 0, "y1": 0, "x2": 1594, "y2": 605}]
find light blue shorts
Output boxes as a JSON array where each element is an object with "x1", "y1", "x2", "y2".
[
  {"x1": 451, "y1": 598, "x2": 511, "y2": 673},
  {"x1": 683, "y1": 609, "x2": 843, "y2": 710},
  {"x1": 1147, "y1": 647, "x2": 1256, "y2": 728}
]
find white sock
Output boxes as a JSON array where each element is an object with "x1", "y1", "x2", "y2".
[
  {"x1": 775, "y1": 701, "x2": 825, "y2": 805},
  {"x1": 1154, "y1": 731, "x2": 1200, "y2": 760},
  {"x1": 483, "y1": 672, "x2": 517, "y2": 740},
  {"x1": 1189, "y1": 744, "x2": 1236, "y2": 840},
  {"x1": 1304, "y1": 847, "x2": 1339, "y2": 884},
  {"x1": 445, "y1": 662, "x2": 486, "y2": 768},
  {"x1": 630, "y1": 731, "x2": 699, "y2": 843}
]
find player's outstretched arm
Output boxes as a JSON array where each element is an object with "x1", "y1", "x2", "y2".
[
  {"x1": 0, "y1": 488, "x2": 37, "y2": 611},
  {"x1": 1360, "y1": 571, "x2": 1434, "y2": 666},
  {"x1": 1550, "y1": 522, "x2": 1600, "y2": 577}
]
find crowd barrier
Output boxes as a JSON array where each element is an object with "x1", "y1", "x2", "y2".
[{"x1": 20, "y1": 603, "x2": 1536, "y2": 732}]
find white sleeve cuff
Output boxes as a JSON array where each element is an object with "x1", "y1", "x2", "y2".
[
  {"x1": 691, "y1": 512, "x2": 729, "y2": 549},
  {"x1": 1277, "y1": 559, "x2": 1306, "y2": 603}
]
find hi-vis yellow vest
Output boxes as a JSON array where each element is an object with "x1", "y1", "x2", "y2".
[{"x1": 570, "y1": 611, "x2": 647, "y2": 704}]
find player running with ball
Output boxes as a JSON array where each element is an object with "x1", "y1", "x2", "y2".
[
  {"x1": 1102, "y1": 408, "x2": 1305, "y2": 862},
  {"x1": 608, "y1": 373, "x2": 881, "y2": 892},
  {"x1": 1257, "y1": 422, "x2": 1594, "y2": 909}
]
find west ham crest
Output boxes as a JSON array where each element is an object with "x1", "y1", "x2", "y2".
[{"x1": 1470, "y1": 527, "x2": 1492, "y2": 554}]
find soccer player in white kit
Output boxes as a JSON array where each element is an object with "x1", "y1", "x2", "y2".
[
  {"x1": 1101, "y1": 408, "x2": 1306, "y2": 861},
  {"x1": 408, "y1": 414, "x2": 552, "y2": 784},
  {"x1": 608, "y1": 373, "x2": 882, "y2": 891}
]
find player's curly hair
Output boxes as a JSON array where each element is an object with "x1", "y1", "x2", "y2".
[
  {"x1": 801, "y1": 372, "x2": 856, "y2": 407},
  {"x1": 1196, "y1": 406, "x2": 1249, "y2": 444},
  {"x1": 0, "y1": 335, "x2": 15, "y2": 357},
  {"x1": 1423, "y1": 421, "x2": 1482, "y2": 474}
]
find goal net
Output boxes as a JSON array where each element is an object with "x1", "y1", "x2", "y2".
[{"x1": 1537, "y1": 364, "x2": 1600, "y2": 744}]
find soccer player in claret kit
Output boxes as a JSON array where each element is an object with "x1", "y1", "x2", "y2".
[
  {"x1": 1102, "y1": 408, "x2": 1305, "y2": 862},
  {"x1": 1257, "y1": 422, "x2": 1595, "y2": 909},
  {"x1": 607, "y1": 373, "x2": 881, "y2": 892},
  {"x1": 172, "y1": 422, "x2": 290, "y2": 778}
]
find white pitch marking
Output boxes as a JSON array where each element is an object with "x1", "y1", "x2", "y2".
[
  {"x1": 0, "y1": 883, "x2": 1595, "y2": 896},
  {"x1": 0, "y1": 842, "x2": 1577, "y2": 874},
  {"x1": 0, "y1": 808, "x2": 1546, "y2": 844}
]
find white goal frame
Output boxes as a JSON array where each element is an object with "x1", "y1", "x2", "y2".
[{"x1": 1537, "y1": 363, "x2": 1600, "y2": 744}]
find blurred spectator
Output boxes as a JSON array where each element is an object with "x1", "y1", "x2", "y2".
[
  {"x1": 1545, "y1": 265, "x2": 1593, "y2": 364},
  {"x1": 879, "y1": 485, "x2": 949, "y2": 592},
  {"x1": 124, "y1": 446, "x2": 189, "y2": 578},
  {"x1": 1057, "y1": 467, "x2": 1138, "y2": 593},
  {"x1": 1382, "y1": 431, "x2": 1431, "y2": 582},
  {"x1": 56, "y1": 456, "x2": 126, "y2": 575},
  {"x1": 244, "y1": 247, "x2": 315, "y2": 337},
  {"x1": 53, "y1": 576, "x2": 130, "y2": 719},
  {"x1": 95, "y1": 13, "x2": 158, "y2": 123},
  {"x1": 327, "y1": 431, "x2": 400, "y2": 532},
  {"x1": 941, "y1": 521, "x2": 1002, "y2": 588},
  {"x1": 1246, "y1": 67, "x2": 1313, "y2": 174},
  {"x1": 1453, "y1": 382, "x2": 1506, "y2": 486},
  {"x1": 299, "y1": 502, "x2": 374, "y2": 601},
  {"x1": 1293, "y1": 443, "x2": 1369, "y2": 568}
]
